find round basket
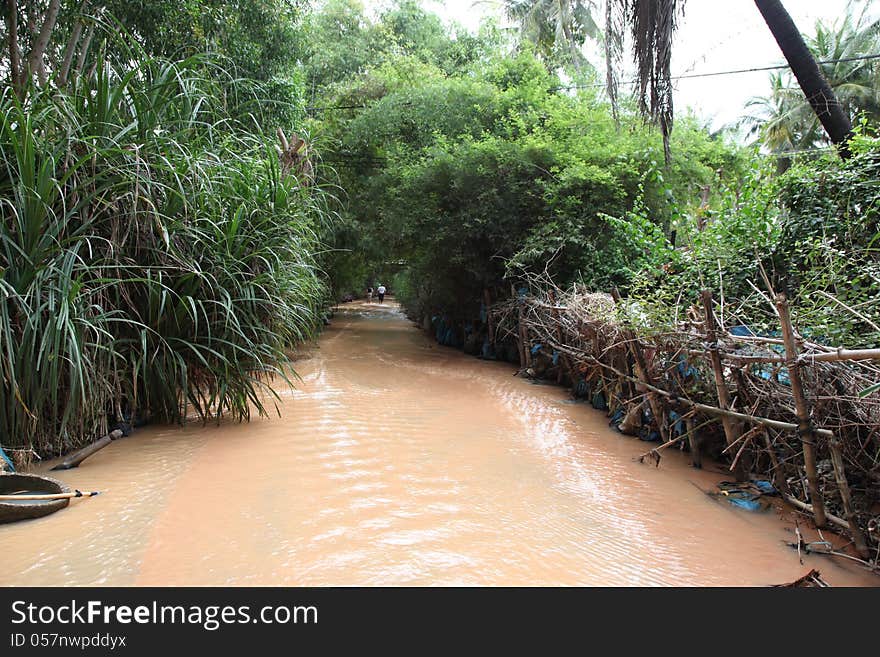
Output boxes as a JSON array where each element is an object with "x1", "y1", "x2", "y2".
[{"x1": 0, "y1": 473, "x2": 71, "y2": 524}]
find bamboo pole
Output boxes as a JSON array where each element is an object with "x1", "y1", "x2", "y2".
[
  {"x1": 702, "y1": 290, "x2": 746, "y2": 480},
  {"x1": 0, "y1": 490, "x2": 101, "y2": 501},
  {"x1": 483, "y1": 288, "x2": 495, "y2": 346},
  {"x1": 827, "y1": 436, "x2": 870, "y2": 557},
  {"x1": 782, "y1": 494, "x2": 849, "y2": 531},
  {"x1": 547, "y1": 290, "x2": 573, "y2": 383},
  {"x1": 611, "y1": 289, "x2": 667, "y2": 442},
  {"x1": 776, "y1": 294, "x2": 827, "y2": 528},
  {"x1": 798, "y1": 348, "x2": 880, "y2": 363},
  {"x1": 511, "y1": 284, "x2": 528, "y2": 368}
]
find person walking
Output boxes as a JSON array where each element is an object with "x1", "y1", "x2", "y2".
[
  {"x1": 377, "y1": 284, "x2": 386, "y2": 303},
  {"x1": 367, "y1": 286, "x2": 373, "y2": 302}
]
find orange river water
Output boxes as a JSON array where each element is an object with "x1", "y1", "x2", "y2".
[{"x1": 1, "y1": 301, "x2": 877, "y2": 586}]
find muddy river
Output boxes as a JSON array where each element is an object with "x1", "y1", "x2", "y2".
[{"x1": 1, "y1": 301, "x2": 875, "y2": 586}]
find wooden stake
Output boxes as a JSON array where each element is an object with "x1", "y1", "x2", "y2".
[
  {"x1": 483, "y1": 288, "x2": 495, "y2": 346},
  {"x1": 762, "y1": 431, "x2": 789, "y2": 495},
  {"x1": 671, "y1": 363, "x2": 701, "y2": 469},
  {"x1": 511, "y1": 284, "x2": 526, "y2": 367},
  {"x1": 548, "y1": 290, "x2": 572, "y2": 383},
  {"x1": 827, "y1": 437, "x2": 870, "y2": 557},
  {"x1": 686, "y1": 417, "x2": 702, "y2": 469},
  {"x1": 776, "y1": 294, "x2": 827, "y2": 528},
  {"x1": 702, "y1": 290, "x2": 746, "y2": 480},
  {"x1": 612, "y1": 289, "x2": 667, "y2": 442}
]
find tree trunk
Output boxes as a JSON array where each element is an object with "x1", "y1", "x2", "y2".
[
  {"x1": 72, "y1": 20, "x2": 95, "y2": 87},
  {"x1": 559, "y1": 18, "x2": 583, "y2": 75},
  {"x1": 753, "y1": 0, "x2": 853, "y2": 158},
  {"x1": 58, "y1": 1, "x2": 89, "y2": 88},
  {"x1": 604, "y1": 0, "x2": 620, "y2": 126},
  {"x1": 26, "y1": 0, "x2": 61, "y2": 87},
  {"x1": 5, "y1": 0, "x2": 23, "y2": 99}
]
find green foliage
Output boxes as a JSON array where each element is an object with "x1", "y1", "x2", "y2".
[
  {"x1": 301, "y1": 0, "x2": 503, "y2": 93},
  {"x1": 0, "y1": 42, "x2": 327, "y2": 457},
  {"x1": 624, "y1": 131, "x2": 880, "y2": 349},
  {"x1": 102, "y1": 0, "x2": 307, "y2": 81},
  {"x1": 307, "y1": 6, "x2": 744, "y2": 317},
  {"x1": 773, "y1": 135, "x2": 880, "y2": 346}
]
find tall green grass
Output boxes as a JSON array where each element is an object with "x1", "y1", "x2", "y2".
[{"x1": 0, "y1": 46, "x2": 327, "y2": 462}]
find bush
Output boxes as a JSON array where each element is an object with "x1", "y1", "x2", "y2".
[{"x1": 0, "y1": 54, "x2": 327, "y2": 458}]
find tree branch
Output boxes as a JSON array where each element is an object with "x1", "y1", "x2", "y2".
[{"x1": 26, "y1": 0, "x2": 61, "y2": 87}]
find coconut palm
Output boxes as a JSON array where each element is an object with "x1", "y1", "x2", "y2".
[
  {"x1": 745, "y1": 4, "x2": 880, "y2": 157},
  {"x1": 504, "y1": 0, "x2": 601, "y2": 73},
  {"x1": 807, "y1": 5, "x2": 880, "y2": 125},
  {"x1": 604, "y1": 0, "x2": 856, "y2": 161}
]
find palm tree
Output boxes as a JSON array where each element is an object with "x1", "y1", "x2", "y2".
[
  {"x1": 742, "y1": 72, "x2": 819, "y2": 170},
  {"x1": 807, "y1": 6, "x2": 880, "y2": 125},
  {"x1": 507, "y1": 0, "x2": 855, "y2": 161},
  {"x1": 503, "y1": 0, "x2": 601, "y2": 74},
  {"x1": 752, "y1": 0, "x2": 854, "y2": 157},
  {"x1": 744, "y1": 6, "x2": 880, "y2": 160},
  {"x1": 602, "y1": 0, "x2": 855, "y2": 161}
]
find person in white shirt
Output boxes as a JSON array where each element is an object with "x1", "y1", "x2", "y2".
[{"x1": 377, "y1": 284, "x2": 386, "y2": 303}]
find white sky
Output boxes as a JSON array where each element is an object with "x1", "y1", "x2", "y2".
[{"x1": 420, "y1": 0, "x2": 878, "y2": 131}]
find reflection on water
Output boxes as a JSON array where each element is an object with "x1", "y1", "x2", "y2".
[{"x1": 0, "y1": 301, "x2": 875, "y2": 586}]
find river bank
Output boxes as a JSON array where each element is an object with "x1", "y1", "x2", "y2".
[{"x1": 0, "y1": 301, "x2": 875, "y2": 586}]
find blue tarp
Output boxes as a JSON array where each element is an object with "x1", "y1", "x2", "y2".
[
  {"x1": 726, "y1": 497, "x2": 764, "y2": 511},
  {"x1": 729, "y1": 325, "x2": 755, "y2": 337},
  {"x1": 0, "y1": 445, "x2": 14, "y2": 472},
  {"x1": 676, "y1": 356, "x2": 700, "y2": 379},
  {"x1": 609, "y1": 407, "x2": 626, "y2": 426},
  {"x1": 668, "y1": 410, "x2": 686, "y2": 437},
  {"x1": 432, "y1": 315, "x2": 463, "y2": 347},
  {"x1": 730, "y1": 324, "x2": 794, "y2": 386}
]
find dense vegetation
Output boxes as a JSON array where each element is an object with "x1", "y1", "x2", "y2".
[
  {"x1": 0, "y1": 3, "x2": 327, "y2": 461},
  {"x1": 2, "y1": 0, "x2": 878, "y2": 462},
  {"x1": 309, "y1": 2, "x2": 744, "y2": 320},
  {"x1": 307, "y1": 1, "x2": 879, "y2": 354}
]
